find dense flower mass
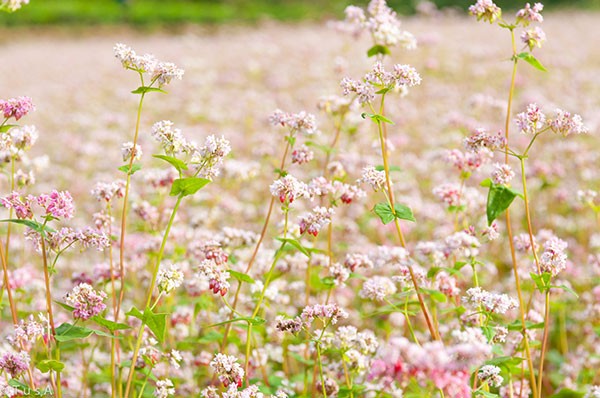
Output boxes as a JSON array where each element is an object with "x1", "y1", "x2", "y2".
[
  {"x1": 64, "y1": 283, "x2": 107, "y2": 320},
  {"x1": 1, "y1": 2, "x2": 598, "y2": 397}
]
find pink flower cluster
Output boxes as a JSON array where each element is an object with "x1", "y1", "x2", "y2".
[
  {"x1": 64, "y1": 283, "x2": 107, "y2": 320},
  {"x1": 1, "y1": 189, "x2": 74, "y2": 220},
  {"x1": 0, "y1": 96, "x2": 34, "y2": 121}
]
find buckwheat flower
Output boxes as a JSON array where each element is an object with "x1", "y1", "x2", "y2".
[
  {"x1": 65, "y1": 283, "x2": 107, "y2": 320},
  {"x1": 516, "y1": 2, "x2": 544, "y2": 26},
  {"x1": 446, "y1": 148, "x2": 491, "y2": 172},
  {"x1": 469, "y1": 0, "x2": 502, "y2": 23},
  {"x1": 584, "y1": 386, "x2": 600, "y2": 398},
  {"x1": 521, "y1": 26, "x2": 546, "y2": 50},
  {"x1": 301, "y1": 303, "x2": 349, "y2": 327},
  {"x1": 359, "y1": 166, "x2": 386, "y2": 192},
  {"x1": 435, "y1": 271, "x2": 461, "y2": 298},
  {"x1": 193, "y1": 134, "x2": 231, "y2": 180},
  {"x1": 151, "y1": 120, "x2": 186, "y2": 154},
  {"x1": 157, "y1": 264, "x2": 184, "y2": 294},
  {"x1": 291, "y1": 145, "x2": 314, "y2": 165},
  {"x1": 491, "y1": 163, "x2": 515, "y2": 185},
  {"x1": 539, "y1": 236, "x2": 568, "y2": 276},
  {"x1": 316, "y1": 377, "x2": 340, "y2": 397},
  {"x1": 344, "y1": 253, "x2": 374, "y2": 271},
  {"x1": 478, "y1": 365, "x2": 503, "y2": 387},
  {"x1": 464, "y1": 128, "x2": 506, "y2": 152},
  {"x1": 393, "y1": 64, "x2": 422, "y2": 87},
  {"x1": 9, "y1": 315, "x2": 44, "y2": 350},
  {"x1": 76, "y1": 227, "x2": 111, "y2": 251},
  {"x1": 197, "y1": 259, "x2": 230, "y2": 296},
  {"x1": 15, "y1": 169, "x2": 35, "y2": 188},
  {"x1": 332, "y1": 180, "x2": 366, "y2": 204},
  {"x1": 153, "y1": 379, "x2": 175, "y2": 398},
  {"x1": 359, "y1": 276, "x2": 397, "y2": 301},
  {"x1": 210, "y1": 353, "x2": 244, "y2": 388},
  {"x1": 91, "y1": 180, "x2": 126, "y2": 202},
  {"x1": 114, "y1": 43, "x2": 138, "y2": 69},
  {"x1": 433, "y1": 183, "x2": 461, "y2": 207},
  {"x1": 298, "y1": 207, "x2": 334, "y2": 237},
  {"x1": 0, "y1": 351, "x2": 29, "y2": 377},
  {"x1": 500, "y1": 380, "x2": 531, "y2": 398},
  {"x1": 274, "y1": 315, "x2": 303, "y2": 334},
  {"x1": 327, "y1": 262, "x2": 350, "y2": 285},
  {"x1": 0, "y1": 96, "x2": 34, "y2": 120},
  {"x1": 514, "y1": 233, "x2": 537, "y2": 252},
  {"x1": 270, "y1": 174, "x2": 307, "y2": 203},
  {"x1": 340, "y1": 77, "x2": 375, "y2": 104},
  {"x1": 464, "y1": 287, "x2": 518, "y2": 314},
  {"x1": 269, "y1": 109, "x2": 317, "y2": 135},
  {"x1": 6, "y1": 125, "x2": 38, "y2": 155},
  {"x1": 152, "y1": 62, "x2": 184, "y2": 87},
  {"x1": 482, "y1": 221, "x2": 500, "y2": 241},
  {"x1": 121, "y1": 141, "x2": 142, "y2": 162},
  {"x1": 0, "y1": 380, "x2": 19, "y2": 397},
  {"x1": 0, "y1": 191, "x2": 34, "y2": 219},
  {"x1": 307, "y1": 176, "x2": 333, "y2": 199},
  {"x1": 36, "y1": 190, "x2": 75, "y2": 219},
  {"x1": 548, "y1": 108, "x2": 588, "y2": 136},
  {"x1": 515, "y1": 103, "x2": 546, "y2": 134}
]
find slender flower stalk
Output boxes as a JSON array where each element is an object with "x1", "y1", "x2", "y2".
[
  {"x1": 370, "y1": 98, "x2": 439, "y2": 341},
  {"x1": 502, "y1": 26, "x2": 538, "y2": 397},
  {"x1": 220, "y1": 138, "x2": 292, "y2": 352},
  {"x1": 123, "y1": 193, "x2": 184, "y2": 398}
]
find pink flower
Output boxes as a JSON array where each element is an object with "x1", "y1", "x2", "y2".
[
  {"x1": 65, "y1": 283, "x2": 107, "y2": 320},
  {"x1": 37, "y1": 190, "x2": 75, "y2": 219},
  {"x1": 0, "y1": 96, "x2": 34, "y2": 121}
]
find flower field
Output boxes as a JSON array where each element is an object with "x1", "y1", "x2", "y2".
[{"x1": 0, "y1": 0, "x2": 599, "y2": 397}]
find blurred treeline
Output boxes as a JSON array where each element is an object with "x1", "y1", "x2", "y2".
[{"x1": 0, "y1": 0, "x2": 597, "y2": 27}]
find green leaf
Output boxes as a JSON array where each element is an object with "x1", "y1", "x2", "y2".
[
  {"x1": 91, "y1": 316, "x2": 131, "y2": 333},
  {"x1": 275, "y1": 237, "x2": 310, "y2": 257},
  {"x1": 551, "y1": 284, "x2": 578, "y2": 298},
  {"x1": 0, "y1": 218, "x2": 56, "y2": 234},
  {"x1": 394, "y1": 203, "x2": 416, "y2": 222},
  {"x1": 373, "y1": 203, "x2": 416, "y2": 225},
  {"x1": 8, "y1": 379, "x2": 28, "y2": 390},
  {"x1": 475, "y1": 391, "x2": 499, "y2": 398},
  {"x1": 36, "y1": 359, "x2": 65, "y2": 373},
  {"x1": 531, "y1": 272, "x2": 552, "y2": 293},
  {"x1": 126, "y1": 306, "x2": 168, "y2": 343},
  {"x1": 144, "y1": 309, "x2": 168, "y2": 343},
  {"x1": 507, "y1": 319, "x2": 545, "y2": 331},
  {"x1": 55, "y1": 323, "x2": 95, "y2": 342},
  {"x1": 517, "y1": 52, "x2": 548, "y2": 72},
  {"x1": 361, "y1": 112, "x2": 394, "y2": 125},
  {"x1": 118, "y1": 163, "x2": 142, "y2": 175},
  {"x1": 0, "y1": 124, "x2": 16, "y2": 133},
  {"x1": 375, "y1": 165, "x2": 401, "y2": 172},
  {"x1": 549, "y1": 389, "x2": 585, "y2": 398},
  {"x1": 131, "y1": 86, "x2": 167, "y2": 95},
  {"x1": 367, "y1": 44, "x2": 391, "y2": 58},
  {"x1": 228, "y1": 270, "x2": 255, "y2": 284},
  {"x1": 373, "y1": 203, "x2": 395, "y2": 224},
  {"x1": 420, "y1": 288, "x2": 447, "y2": 303},
  {"x1": 486, "y1": 183, "x2": 519, "y2": 226},
  {"x1": 153, "y1": 154, "x2": 188, "y2": 173},
  {"x1": 170, "y1": 177, "x2": 211, "y2": 197}
]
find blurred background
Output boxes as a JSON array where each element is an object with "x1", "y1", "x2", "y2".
[{"x1": 1, "y1": 0, "x2": 599, "y2": 27}]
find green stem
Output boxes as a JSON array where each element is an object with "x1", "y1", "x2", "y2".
[
  {"x1": 116, "y1": 90, "x2": 147, "y2": 320},
  {"x1": 537, "y1": 291, "x2": 551, "y2": 398},
  {"x1": 369, "y1": 98, "x2": 438, "y2": 341},
  {"x1": 123, "y1": 193, "x2": 184, "y2": 398},
  {"x1": 503, "y1": 27, "x2": 538, "y2": 398}
]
